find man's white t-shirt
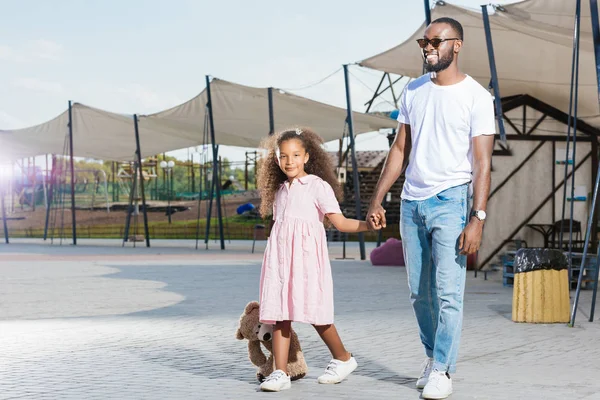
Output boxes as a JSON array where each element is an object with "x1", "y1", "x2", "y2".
[{"x1": 397, "y1": 73, "x2": 496, "y2": 201}]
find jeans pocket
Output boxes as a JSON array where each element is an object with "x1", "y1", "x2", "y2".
[{"x1": 434, "y1": 185, "x2": 466, "y2": 203}]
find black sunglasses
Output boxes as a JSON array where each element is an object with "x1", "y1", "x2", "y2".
[{"x1": 416, "y1": 38, "x2": 460, "y2": 49}]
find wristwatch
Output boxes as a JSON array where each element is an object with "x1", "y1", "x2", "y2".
[{"x1": 470, "y1": 210, "x2": 487, "y2": 221}]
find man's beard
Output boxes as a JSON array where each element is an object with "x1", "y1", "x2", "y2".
[{"x1": 424, "y1": 51, "x2": 454, "y2": 73}]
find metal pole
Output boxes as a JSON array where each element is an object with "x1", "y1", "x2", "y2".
[
  {"x1": 343, "y1": 64, "x2": 366, "y2": 260},
  {"x1": 68, "y1": 101, "x2": 77, "y2": 245},
  {"x1": 268, "y1": 87, "x2": 275, "y2": 135},
  {"x1": 560, "y1": 0, "x2": 582, "y2": 254},
  {"x1": 245, "y1": 152, "x2": 249, "y2": 191},
  {"x1": 570, "y1": 160, "x2": 600, "y2": 325},
  {"x1": 43, "y1": 155, "x2": 55, "y2": 240},
  {"x1": 204, "y1": 162, "x2": 215, "y2": 245},
  {"x1": 481, "y1": 5, "x2": 507, "y2": 143},
  {"x1": 167, "y1": 168, "x2": 172, "y2": 224},
  {"x1": 573, "y1": 0, "x2": 600, "y2": 323},
  {"x1": 569, "y1": 0, "x2": 587, "y2": 325},
  {"x1": 552, "y1": 142, "x2": 556, "y2": 240},
  {"x1": 2, "y1": 182, "x2": 8, "y2": 244},
  {"x1": 422, "y1": 0, "x2": 432, "y2": 75},
  {"x1": 588, "y1": 0, "x2": 600, "y2": 322},
  {"x1": 133, "y1": 115, "x2": 151, "y2": 247},
  {"x1": 195, "y1": 158, "x2": 204, "y2": 250},
  {"x1": 122, "y1": 162, "x2": 137, "y2": 246},
  {"x1": 567, "y1": 0, "x2": 582, "y2": 263},
  {"x1": 205, "y1": 75, "x2": 225, "y2": 250}
]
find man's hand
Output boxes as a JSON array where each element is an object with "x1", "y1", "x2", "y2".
[
  {"x1": 367, "y1": 203, "x2": 387, "y2": 230},
  {"x1": 459, "y1": 219, "x2": 484, "y2": 255}
]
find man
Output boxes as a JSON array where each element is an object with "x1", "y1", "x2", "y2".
[{"x1": 367, "y1": 17, "x2": 495, "y2": 399}]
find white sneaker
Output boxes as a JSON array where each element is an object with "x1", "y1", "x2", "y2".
[
  {"x1": 416, "y1": 358, "x2": 434, "y2": 389},
  {"x1": 422, "y1": 369, "x2": 453, "y2": 399},
  {"x1": 317, "y1": 355, "x2": 358, "y2": 384},
  {"x1": 259, "y1": 370, "x2": 291, "y2": 392}
]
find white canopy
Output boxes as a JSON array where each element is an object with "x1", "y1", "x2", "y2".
[
  {"x1": 0, "y1": 78, "x2": 396, "y2": 162},
  {"x1": 360, "y1": 0, "x2": 600, "y2": 129}
]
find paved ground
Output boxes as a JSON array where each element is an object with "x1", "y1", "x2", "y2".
[{"x1": 1, "y1": 239, "x2": 599, "y2": 399}]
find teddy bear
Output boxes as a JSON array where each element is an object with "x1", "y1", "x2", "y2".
[{"x1": 235, "y1": 301, "x2": 308, "y2": 382}]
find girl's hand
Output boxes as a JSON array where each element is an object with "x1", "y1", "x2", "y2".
[{"x1": 368, "y1": 219, "x2": 382, "y2": 231}]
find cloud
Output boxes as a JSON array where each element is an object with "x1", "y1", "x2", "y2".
[
  {"x1": 12, "y1": 77, "x2": 65, "y2": 94},
  {"x1": 116, "y1": 84, "x2": 183, "y2": 112},
  {"x1": 28, "y1": 39, "x2": 63, "y2": 61},
  {"x1": 0, "y1": 39, "x2": 63, "y2": 63},
  {"x1": 0, "y1": 45, "x2": 15, "y2": 60}
]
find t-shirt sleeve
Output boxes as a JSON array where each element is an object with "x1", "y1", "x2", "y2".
[
  {"x1": 396, "y1": 88, "x2": 410, "y2": 125},
  {"x1": 471, "y1": 90, "x2": 496, "y2": 137},
  {"x1": 315, "y1": 180, "x2": 342, "y2": 215}
]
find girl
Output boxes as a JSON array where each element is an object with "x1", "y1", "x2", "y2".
[{"x1": 256, "y1": 127, "x2": 377, "y2": 392}]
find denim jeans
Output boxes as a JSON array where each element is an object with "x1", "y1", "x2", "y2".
[{"x1": 400, "y1": 183, "x2": 470, "y2": 374}]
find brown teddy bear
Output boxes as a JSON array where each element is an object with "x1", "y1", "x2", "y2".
[{"x1": 235, "y1": 301, "x2": 308, "y2": 382}]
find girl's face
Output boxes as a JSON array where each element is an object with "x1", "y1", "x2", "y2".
[{"x1": 278, "y1": 138, "x2": 309, "y2": 180}]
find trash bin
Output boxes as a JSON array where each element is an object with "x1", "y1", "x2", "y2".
[{"x1": 512, "y1": 248, "x2": 570, "y2": 323}]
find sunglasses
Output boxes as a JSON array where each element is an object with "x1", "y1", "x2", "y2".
[{"x1": 416, "y1": 38, "x2": 460, "y2": 49}]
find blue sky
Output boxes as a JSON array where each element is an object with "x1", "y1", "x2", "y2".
[{"x1": 0, "y1": 0, "x2": 516, "y2": 162}]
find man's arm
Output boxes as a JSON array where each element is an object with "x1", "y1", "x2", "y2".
[
  {"x1": 459, "y1": 134, "x2": 494, "y2": 254},
  {"x1": 471, "y1": 135, "x2": 494, "y2": 214},
  {"x1": 367, "y1": 123, "x2": 411, "y2": 229}
]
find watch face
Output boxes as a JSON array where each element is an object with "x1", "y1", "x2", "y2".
[{"x1": 477, "y1": 210, "x2": 486, "y2": 219}]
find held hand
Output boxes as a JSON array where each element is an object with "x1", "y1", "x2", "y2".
[
  {"x1": 459, "y1": 219, "x2": 484, "y2": 255},
  {"x1": 366, "y1": 219, "x2": 382, "y2": 231},
  {"x1": 367, "y1": 203, "x2": 387, "y2": 230}
]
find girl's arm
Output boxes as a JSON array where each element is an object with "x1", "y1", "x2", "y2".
[{"x1": 326, "y1": 213, "x2": 373, "y2": 233}]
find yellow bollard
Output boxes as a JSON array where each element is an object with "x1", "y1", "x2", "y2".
[{"x1": 512, "y1": 248, "x2": 570, "y2": 323}]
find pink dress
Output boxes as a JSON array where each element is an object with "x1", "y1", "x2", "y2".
[{"x1": 259, "y1": 174, "x2": 342, "y2": 326}]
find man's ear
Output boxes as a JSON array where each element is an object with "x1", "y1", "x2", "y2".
[{"x1": 454, "y1": 39, "x2": 462, "y2": 54}]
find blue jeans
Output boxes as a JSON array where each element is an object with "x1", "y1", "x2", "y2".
[{"x1": 400, "y1": 184, "x2": 469, "y2": 374}]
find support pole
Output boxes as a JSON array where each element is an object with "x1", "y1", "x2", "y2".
[
  {"x1": 133, "y1": 115, "x2": 151, "y2": 248},
  {"x1": 68, "y1": 101, "x2": 77, "y2": 245},
  {"x1": 592, "y1": 138, "x2": 598, "y2": 254},
  {"x1": 422, "y1": 0, "x2": 432, "y2": 75},
  {"x1": 43, "y1": 155, "x2": 55, "y2": 240},
  {"x1": 560, "y1": 0, "x2": 582, "y2": 259},
  {"x1": 424, "y1": 0, "x2": 432, "y2": 25},
  {"x1": 205, "y1": 75, "x2": 225, "y2": 250},
  {"x1": 245, "y1": 152, "x2": 249, "y2": 191},
  {"x1": 571, "y1": 0, "x2": 600, "y2": 324},
  {"x1": 589, "y1": 0, "x2": 600, "y2": 323},
  {"x1": 343, "y1": 64, "x2": 366, "y2": 260},
  {"x1": 552, "y1": 141, "x2": 556, "y2": 237},
  {"x1": 268, "y1": 87, "x2": 275, "y2": 135},
  {"x1": 123, "y1": 162, "x2": 137, "y2": 246},
  {"x1": 2, "y1": 181, "x2": 8, "y2": 244},
  {"x1": 481, "y1": 5, "x2": 507, "y2": 143},
  {"x1": 204, "y1": 158, "x2": 215, "y2": 246}
]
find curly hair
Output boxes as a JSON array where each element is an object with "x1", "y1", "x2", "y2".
[{"x1": 257, "y1": 127, "x2": 343, "y2": 219}]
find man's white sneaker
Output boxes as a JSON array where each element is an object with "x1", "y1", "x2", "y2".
[
  {"x1": 416, "y1": 358, "x2": 434, "y2": 389},
  {"x1": 317, "y1": 355, "x2": 358, "y2": 384},
  {"x1": 259, "y1": 370, "x2": 291, "y2": 392},
  {"x1": 422, "y1": 369, "x2": 453, "y2": 399}
]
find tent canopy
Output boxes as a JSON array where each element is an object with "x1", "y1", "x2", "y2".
[
  {"x1": 360, "y1": 0, "x2": 600, "y2": 131},
  {"x1": 0, "y1": 78, "x2": 396, "y2": 162}
]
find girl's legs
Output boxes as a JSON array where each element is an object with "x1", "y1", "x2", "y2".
[
  {"x1": 313, "y1": 323, "x2": 357, "y2": 384},
  {"x1": 313, "y1": 323, "x2": 351, "y2": 361},
  {"x1": 273, "y1": 320, "x2": 292, "y2": 373},
  {"x1": 260, "y1": 320, "x2": 293, "y2": 392}
]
